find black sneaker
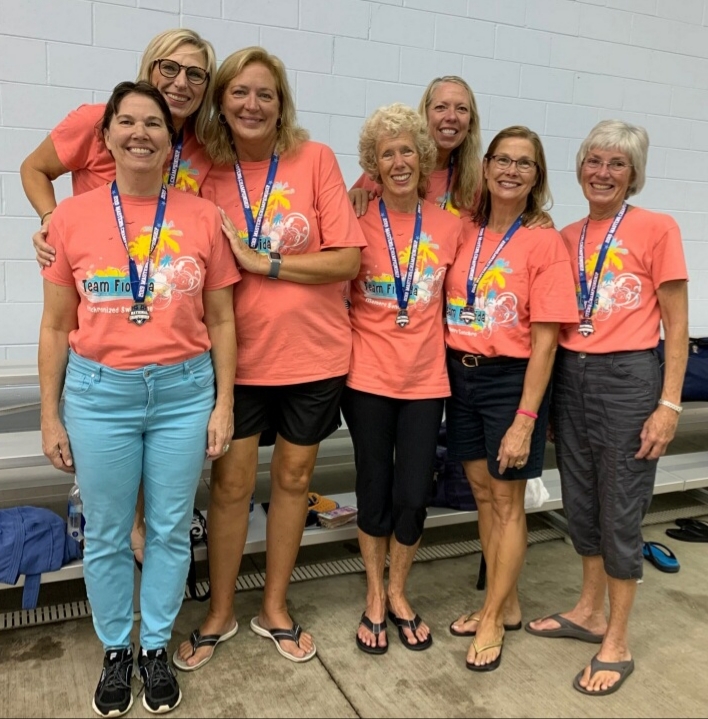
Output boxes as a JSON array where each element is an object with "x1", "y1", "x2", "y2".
[
  {"x1": 138, "y1": 647, "x2": 182, "y2": 714},
  {"x1": 92, "y1": 646, "x2": 134, "y2": 717}
]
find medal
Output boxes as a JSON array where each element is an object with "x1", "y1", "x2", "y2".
[
  {"x1": 111, "y1": 181, "x2": 167, "y2": 326},
  {"x1": 396, "y1": 309, "x2": 410, "y2": 328},
  {"x1": 578, "y1": 319, "x2": 594, "y2": 337},
  {"x1": 129, "y1": 303, "x2": 150, "y2": 325},
  {"x1": 460, "y1": 305, "x2": 476, "y2": 325}
]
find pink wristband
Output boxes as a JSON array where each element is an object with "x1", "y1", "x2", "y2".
[{"x1": 516, "y1": 409, "x2": 538, "y2": 420}]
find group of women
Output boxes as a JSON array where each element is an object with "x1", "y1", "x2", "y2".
[{"x1": 26, "y1": 26, "x2": 689, "y2": 718}]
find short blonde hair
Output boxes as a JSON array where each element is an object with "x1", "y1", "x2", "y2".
[
  {"x1": 475, "y1": 126, "x2": 552, "y2": 227},
  {"x1": 205, "y1": 46, "x2": 309, "y2": 165},
  {"x1": 358, "y1": 103, "x2": 438, "y2": 197},
  {"x1": 137, "y1": 28, "x2": 217, "y2": 145},
  {"x1": 576, "y1": 119, "x2": 649, "y2": 197},
  {"x1": 418, "y1": 76, "x2": 482, "y2": 211}
]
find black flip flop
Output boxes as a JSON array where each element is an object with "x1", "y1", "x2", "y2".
[
  {"x1": 666, "y1": 526, "x2": 708, "y2": 543},
  {"x1": 356, "y1": 613, "x2": 388, "y2": 655},
  {"x1": 675, "y1": 518, "x2": 708, "y2": 536},
  {"x1": 387, "y1": 610, "x2": 433, "y2": 651}
]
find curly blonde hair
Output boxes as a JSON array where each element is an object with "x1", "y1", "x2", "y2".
[
  {"x1": 358, "y1": 103, "x2": 437, "y2": 198},
  {"x1": 137, "y1": 28, "x2": 217, "y2": 145},
  {"x1": 418, "y1": 76, "x2": 482, "y2": 212},
  {"x1": 205, "y1": 46, "x2": 309, "y2": 165}
]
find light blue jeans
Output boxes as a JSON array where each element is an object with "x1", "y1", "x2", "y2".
[{"x1": 63, "y1": 350, "x2": 215, "y2": 650}]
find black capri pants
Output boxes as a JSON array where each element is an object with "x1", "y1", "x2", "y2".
[
  {"x1": 341, "y1": 387, "x2": 445, "y2": 546},
  {"x1": 553, "y1": 348, "x2": 661, "y2": 580}
]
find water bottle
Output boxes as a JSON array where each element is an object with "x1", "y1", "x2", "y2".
[{"x1": 67, "y1": 480, "x2": 85, "y2": 548}]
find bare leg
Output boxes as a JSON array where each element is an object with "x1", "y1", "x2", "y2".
[
  {"x1": 257, "y1": 436, "x2": 318, "y2": 659},
  {"x1": 176, "y1": 436, "x2": 258, "y2": 667},
  {"x1": 450, "y1": 460, "x2": 521, "y2": 635},
  {"x1": 468, "y1": 477, "x2": 527, "y2": 667},
  {"x1": 356, "y1": 531, "x2": 389, "y2": 650},
  {"x1": 527, "y1": 555, "x2": 608, "y2": 635},
  {"x1": 386, "y1": 535, "x2": 429, "y2": 645},
  {"x1": 130, "y1": 485, "x2": 146, "y2": 565},
  {"x1": 577, "y1": 575, "x2": 635, "y2": 692}
]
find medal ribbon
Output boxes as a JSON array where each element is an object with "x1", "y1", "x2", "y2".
[
  {"x1": 234, "y1": 154, "x2": 279, "y2": 249},
  {"x1": 379, "y1": 199, "x2": 423, "y2": 312},
  {"x1": 110, "y1": 181, "x2": 168, "y2": 305},
  {"x1": 578, "y1": 202, "x2": 627, "y2": 321},
  {"x1": 439, "y1": 155, "x2": 454, "y2": 210},
  {"x1": 466, "y1": 215, "x2": 523, "y2": 308},
  {"x1": 166, "y1": 128, "x2": 184, "y2": 187}
]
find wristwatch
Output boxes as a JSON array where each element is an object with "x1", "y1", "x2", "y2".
[{"x1": 267, "y1": 251, "x2": 282, "y2": 279}]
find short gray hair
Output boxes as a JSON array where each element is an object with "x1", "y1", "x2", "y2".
[
  {"x1": 358, "y1": 103, "x2": 437, "y2": 195},
  {"x1": 575, "y1": 119, "x2": 649, "y2": 197}
]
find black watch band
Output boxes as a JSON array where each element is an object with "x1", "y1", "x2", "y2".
[{"x1": 267, "y1": 251, "x2": 282, "y2": 279}]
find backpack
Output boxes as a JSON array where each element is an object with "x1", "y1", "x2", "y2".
[
  {"x1": 0, "y1": 506, "x2": 83, "y2": 609},
  {"x1": 430, "y1": 422, "x2": 477, "y2": 512},
  {"x1": 657, "y1": 338, "x2": 708, "y2": 401}
]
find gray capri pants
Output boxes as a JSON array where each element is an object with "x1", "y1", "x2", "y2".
[{"x1": 552, "y1": 347, "x2": 661, "y2": 580}]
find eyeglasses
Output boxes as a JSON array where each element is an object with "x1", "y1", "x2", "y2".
[
  {"x1": 489, "y1": 154, "x2": 537, "y2": 173},
  {"x1": 583, "y1": 157, "x2": 632, "y2": 173},
  {"x1": 153, "y1": 59, "x2": 209, "y2": 86}
]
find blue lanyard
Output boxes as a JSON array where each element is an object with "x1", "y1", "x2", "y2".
[
  {"x1": 234, "y1": 154, "x2": 279, "y2": 249},
  {"x1": 110, "y1": 181, "x2": 168, "y2": 303},
  {"x1": 166, "y1": 128, "x2": 184, "y2": 187},
  {"x1": 379, "y1": 199, "x2": 423, "y2": 311},
  {"x1": 578, "y1": 202, "x2": 627, "y2": 320},
  {"x1": 439, "y1": 156, "x2": 454, "y2": 210},
  {"x1": 466, "y1": 215, "x2": 523, "y2": 307}
]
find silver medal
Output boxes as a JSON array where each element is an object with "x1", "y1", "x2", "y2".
[
  {"x1": 395, "y1": 309, "x2": 409, "y2": 328},
  {"x1": 129, "y1": 303, "x2": 150, "y2": 326}
]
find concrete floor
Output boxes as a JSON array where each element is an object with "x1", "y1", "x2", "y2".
[{"x1": 2, "y1": 507, "x2": 708, "y2": 719}]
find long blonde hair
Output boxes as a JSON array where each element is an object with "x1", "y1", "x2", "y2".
[
  {"x1": 418, "y1": 76, "x2": 482, "y2": 212},
  {"x1": 137, "y1": 28, "x2": 217, "y2": 144},
  {"x1": 206, "y1": 46, "x2": 309, "y2": 165}
]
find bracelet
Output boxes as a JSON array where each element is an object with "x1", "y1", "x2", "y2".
[
  {"x1": 658, "y1": 398, "x2": 683, "y2": 414},
  {"x1": 40, "y1": 210, "x2": 54, "y2": 224},
  {"x1": 516, "y1": 408, "x2": 538, "y2": 420}
]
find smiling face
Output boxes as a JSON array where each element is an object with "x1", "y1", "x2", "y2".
[
  {"x1": 220, "y1": 61, "x2": 280, "y2": 158},
  {"x1": 103, "y1": 93, "x2": 171, "y2": 177},
  {"x1": 149, "y1": 43, "x2": 208, "y2": 129},
  {"x1": 580, "y1": 146, "x2": 633, "y2": 217},
  {"x1": 426, "y1": 81, "x2": 472, "y2": 156},
  {"x1": 483, "y1": 137, "x2": 537, "y2": 207},
  {"x1": 376, "y1": 131, "x2": 421, "y2": 208}
]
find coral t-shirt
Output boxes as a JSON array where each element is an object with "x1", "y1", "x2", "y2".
[
  {"x1": 558, "y1": 206, "x2": 688, "y2": 353},
  {"x1": 51, "y1": 103, "x2": 212, "y2": 196},
  {"x1": 352, "y1": 168, "x2": 473, "y2": 218},
  {"x1": 200, "y1": 141, "x2": 367, "y2": 385},
  {"x1": 445, "y1": 224, "x2": 577, "y2": 358},
  {"x1": 42, "y1": 185, "x2": 240, "y2": 370},
  {"x1": 347, "y1": 198, "x2": 463, "y2": 399}
]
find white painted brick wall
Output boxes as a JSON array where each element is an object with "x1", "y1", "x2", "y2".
[{"x1": 1, "y1": 0, "x2": 707, "y2": 356}]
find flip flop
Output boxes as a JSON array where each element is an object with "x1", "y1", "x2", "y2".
[
  {"x1": 387, "y1": 610, "x2": 433, "y2": 651},
  {"x1": 449, "y1": 612, "x2": 522, "y2": 637},
  {"x1": 250, "y1": 616, "x2": 317, "y2": 663},
  {"x1": 172, "y1": 622, "x2": 239, "y2": 671},
  {"x1": 665, "y1": 526, "x2": 708, "y2": 543},
  {"x1": 573, "y1": 654, "x2": 635, "y2": 696},
  {"x1": 355, "y1": 612, "x2": 388, "y2": 655},
  {"x1": 524, "y1": 613, "x2": 604, "y2": 643},
  {"x1": 642, "y1": 541, "x2": 680, "y2": 573},
  {"x1": 675, "y1": 518, "x2": 708, "y2": 536},
  {"x1": 466, "y1": 635, "x2": 503, "y2": 672}
]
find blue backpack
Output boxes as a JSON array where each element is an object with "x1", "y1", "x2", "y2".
[{"x1": 0, "y1": 506, "x2": 83, "y2": 609}]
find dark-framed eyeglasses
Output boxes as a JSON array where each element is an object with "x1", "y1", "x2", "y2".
[
  {"x1": 489, "y1": 154, "x2": 537, "y2": 173},
  {"x1": 153, "y1": 59, "x2": 209, "y2": 86},
  {"x1": 583, "y1": 157, "x2": 632, "y2": 173}
]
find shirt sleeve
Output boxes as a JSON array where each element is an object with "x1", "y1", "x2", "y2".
[
  {"x1": 41, "y1": 202, "x2": 76, "y2": 287},
  {"x1": 204, "y1": 204, "x2": 241, "y2": 290},
  {"x1": 650, "y1": 215, "x2": 689, "y2": 288},
  {"x1": 351, "y1": 171, "x2": 381, "y2": 195},
  {"x1": 50, "y1": 104, "x2": 104, "y2": 172},
  {"x1": 314, "y1": 145, "x2": 368, "y2": 250}
]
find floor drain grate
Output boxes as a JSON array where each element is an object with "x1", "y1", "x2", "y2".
[{"x1": 1, "y1": 600, "x2": 92, "y2": 630}]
